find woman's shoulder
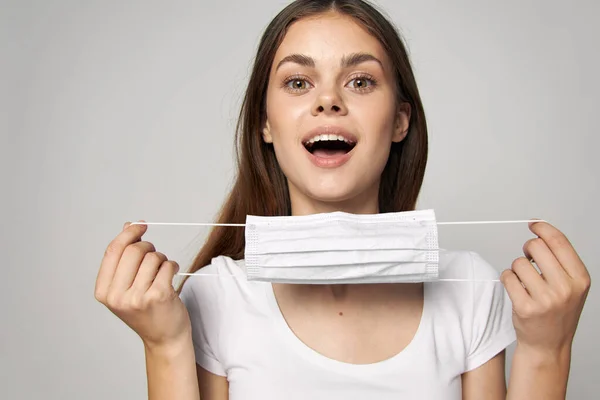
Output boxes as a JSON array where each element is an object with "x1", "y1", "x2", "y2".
[
  {"x1": 180, "y1": 255, "x2": 246, "y2": 293},
  {"x1": 179, "y1": 255, "x2": 269, "y2": 312},
  {"x1": 436, "y1": 249, "x2": 515, "y2": 371},
  {"x1": 185, "y1": 255, "x2": 247, "y2": 279},
  {"x1": 438, "y1": 249, "x2": 502, "y2": 281},
  {"x1": 431, "y1": 249, "x2": 508, "y2": 318}
]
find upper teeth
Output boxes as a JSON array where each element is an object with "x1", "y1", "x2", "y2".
[{"x1": 306, "y1": 134, "x2": 352, "y2": 144}]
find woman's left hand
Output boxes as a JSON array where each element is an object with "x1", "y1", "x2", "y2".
[{"x1": 500, "y1": 220, "x2": 591, "y2": 355}]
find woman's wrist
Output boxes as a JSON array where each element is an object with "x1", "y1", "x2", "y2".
[
  {"x1": 143, "y1": 331, "x2": 194, "y2": 360},
  {"x1": 143, "y1": 330, "x2": 200, "y2": 400},
  {"x1": 507, "y1": 342, "x2": 572, "y2": 400},
  {"x1": 514, "y1": 341, "x2": 572, "y2": 368}
]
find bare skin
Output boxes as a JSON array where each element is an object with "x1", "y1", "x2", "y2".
[
  {"x1": 272, "y1": 282, "x2": 424, "y2": 365},
  {"x1": 95, "y1": 11, "x2": 591, "y2": 400},
  {"x1": 94, "y1": 222, "x2": 200, "y2": 400}
]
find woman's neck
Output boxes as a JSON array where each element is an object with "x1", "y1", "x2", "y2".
[{"x1": 288, "y1": 183, "x2": 380, "y2": 216}]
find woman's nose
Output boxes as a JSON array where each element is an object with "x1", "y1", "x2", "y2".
[{"x1": 312, "y1": 87, "x2": 348, "y2": 116}]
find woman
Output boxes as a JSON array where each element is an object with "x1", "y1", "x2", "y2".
[{"x1": 94, "y1": 1, "x2": 591, "y2": 399}]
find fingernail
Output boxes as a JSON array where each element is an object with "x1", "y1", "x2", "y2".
[
  {"x1": 135, "y1": 220, "x2": 147, "y2": 229},
  {"x1": 126, "y1": 221, "x2": 140, "y2": 229}
]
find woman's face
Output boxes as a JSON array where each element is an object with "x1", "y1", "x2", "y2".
[{"x1": 263, "y1": 11, "x2": 410, "y2": 215}]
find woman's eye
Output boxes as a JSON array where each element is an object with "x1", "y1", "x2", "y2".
[
  {"x1": 286, "y1": 79, "x2": 312, "y2": 90},
  {"x1": 347, "y1": 77, "x2": 374, "y2": 90}
]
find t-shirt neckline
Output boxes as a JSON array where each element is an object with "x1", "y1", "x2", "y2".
[{"x1": 264, "y1": 281, "x2": 431, "y2": 375}]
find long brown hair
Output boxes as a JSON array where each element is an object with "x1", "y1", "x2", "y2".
[{"x1": 179, "y1": 0, "x2": 428, "y2": 289}]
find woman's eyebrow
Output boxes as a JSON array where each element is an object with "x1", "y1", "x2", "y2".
[
  {"x1": 275, "y1": 54, "x2": 315, "y2": 71},
  {"x1": 341, "y1": 52, "x2": 384, "y2": 69},
  {"x1": 275, "y1": 52, "x2": 384, "y2": 71}
]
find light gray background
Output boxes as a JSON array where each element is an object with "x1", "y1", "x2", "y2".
[{"x1": 1, "y1": 0, "x2": 598, "y2": 398}]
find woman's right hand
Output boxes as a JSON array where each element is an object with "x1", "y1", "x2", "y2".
[{"x1": 95, "y1": 221, "x2": 192, "y2": 351}]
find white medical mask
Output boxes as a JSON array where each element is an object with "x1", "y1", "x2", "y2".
[
  {"x1": 244, "y1": 209, "x2": 439, "y2": 284},
  {"x1": 133, "y1": 211, "x2": 543, "y2": 284}
]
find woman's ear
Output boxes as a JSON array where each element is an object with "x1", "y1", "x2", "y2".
[
  {"x1": 262, "y1": 120, "x2": 273, "y2": 143},
  {"x1": 392, "y1": 103, "x2": 411, "y2": 143}
]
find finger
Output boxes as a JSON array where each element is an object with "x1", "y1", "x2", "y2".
[
  {"x1": 523, "y1": 237, "x2": 569, "y2": 287},
  {"x1": 511, "y1": 256, "x2": 547, "y2": 299},
  {"x1": 109, "y1": 241, "x2": 156, "y2": 294},
  {"x1": 130, "y1": 251, "x2": 168, "y2": 293},
  {"x1": 500, "y1": 269, "x2": 532, "y2": 313},
  {"x1": 123, "y1": 220, "x2": 145, "y2": 231},
  {"x1": 128, "y1": 220, "x2": 146, "y2": 243},
  {"x1": 529, "y1": 220, "x2": 587, "y2": 280},
  {"x1": 150, "y1": 260, "x2": 180, "y2": 292},
  {"x1": 95, "y1": 221, "x2": 148, "y2": 301}
]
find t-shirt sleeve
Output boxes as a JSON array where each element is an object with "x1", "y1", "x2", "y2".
[
  {"x1": 465, "y1": 251, "x2": 516, "y2": 372},
  {"x1": 179, "y1": 267, "x2": 227, "y2": 377}
]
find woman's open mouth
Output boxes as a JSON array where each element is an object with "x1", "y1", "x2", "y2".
[
  {"x1": 303, "y1": 135, "x2": 356, "y2": 157},
  {"x1": 302, "y1": 133, "x2": 356, "y2": 168}
]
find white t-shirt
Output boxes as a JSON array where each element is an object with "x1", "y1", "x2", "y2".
[{"x1": 179, "y1": 249, "x2": 516, "y2": 400}]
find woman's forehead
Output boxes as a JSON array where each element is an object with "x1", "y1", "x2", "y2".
[{"x1": 273, "y1": 13, "x2": 389, "y2": 68}]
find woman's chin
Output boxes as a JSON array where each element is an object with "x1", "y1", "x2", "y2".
[{"x1": 305, "y1": 182, "x2": 354, "y2": 201}]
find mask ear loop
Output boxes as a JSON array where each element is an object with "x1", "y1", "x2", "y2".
[
  {"x1": 173, "y1": 273, "x2": 503, "y2": 283},
  {"x1": 130, "y1": 219, "x2": 544, "y2": 227},
  {"x1": 130, "y1": 218, "x2": 547, "y2": 283}
]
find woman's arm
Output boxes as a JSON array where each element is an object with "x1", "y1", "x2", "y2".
[
  {"x1": 461, "y1": 346, "x2": 571, "y2": 400},
  {"x1": 506, "y1": 344, "x2": 570, "y2": 399},
  {"x1": 94, "y1": 222, "x2": 206, "y2": 400},
  {"x1": 465, "y1": 220, "x2": 589, "y2": 400},
  {"x1": 197, "y1": 364, "x2": 229, "y2": 400},
  {"x1": 461, "y1": 351, "x2": 507, "y2": 400},
  {"x1": 144, "y1": 328, "x2": 230, "y2": 400},
  {"x1": 499, "y1": 220, "x2": 591, "y2": 400},
  {"x1": 145, "y1": 338, "x2": 200, "y2": 400}
]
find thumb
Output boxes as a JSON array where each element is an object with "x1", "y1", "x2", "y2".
[{"x1": 122, "y1": 220, "x2": 147, "y2": 231}]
